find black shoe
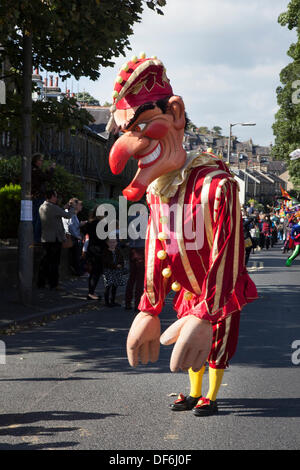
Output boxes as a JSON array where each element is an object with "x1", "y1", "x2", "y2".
[
  {"x1": 192, "y1": 398, "x2": 218, "y2": 416},
  {"x1": 170, "y1": 393, "x2": 201, "y2": 411}
]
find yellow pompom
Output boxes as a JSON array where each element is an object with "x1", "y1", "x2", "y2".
[
  {"x1": 121, "y1": 63, "x2": 129, "y2": 72},
  {"x1": 171, "y1": 281, "x2": 181, "y2": 292},
  {"x1": 112, "y1": 90, "x2": 119, "y2": 99},
  {"x1": 162, "y1": 268, "x2": 172, "y2": 278},
  {"x1": 115, "y1": 75, "x2": 123, "y2": 84},
  {"x1": 158, "y1": 232, "x2": 168, "y2": 241},
  {"x1": 131, "y1": 55, "x2": 138, "y2": 63},
  {"x1": 139, "y1": 51, "x2": 146, "y2": 59},
  {"x1": 157, "y1": 250, "x2": 167, "y2": 260},
  {"x1": 184, "y1": 291, "x2": 193, "y2": 301}
]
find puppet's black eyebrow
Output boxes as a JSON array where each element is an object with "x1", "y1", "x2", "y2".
[{"x1": 125, "y1": 102, "x2": 156, "y2": 130}]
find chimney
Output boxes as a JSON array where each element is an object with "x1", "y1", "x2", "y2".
[
  {"x1": 55, "y1": 77, "x2": 59, "y2": 87},
  {"x1": 34, "y1": 68, "x2": 38, "y2": 75},
  {"x1": 44, "y1": 78, "x2": 48, "y2": 86},
  {"x1": 49, "y1": 75, "x2": 53, "y2": 87}
]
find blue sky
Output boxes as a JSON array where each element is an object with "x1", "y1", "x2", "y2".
[{"x1": 71, "y1": 0, "x2": 296, "y2": 146}]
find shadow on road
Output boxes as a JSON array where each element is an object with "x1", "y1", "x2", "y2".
[
  {"x1": 0, "y1": 410, "x2": 119, "y2": 449},
  {"x1": 218, "y1": 398, "x2": 300, "y2": 418}
]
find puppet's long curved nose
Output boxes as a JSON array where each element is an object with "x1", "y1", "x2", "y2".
[
  {"x1": 109, "y1": 140, "x2": 131, "y2": 175},
  {"x1": 109, "y1": 135, "x2": 149, "y2": 175}
]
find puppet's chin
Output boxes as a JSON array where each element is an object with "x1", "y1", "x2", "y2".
[
  {"x1": 123, "y1": 179, "x2": 147, "y2": 202},
  {"x1": 122, "y1": 165, "x2": 157, "y2": 201}
]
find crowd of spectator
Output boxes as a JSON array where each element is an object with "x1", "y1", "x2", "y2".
[
  {"x1": 32, "y1": 153, "x2": 146, "y2": 311},
  {"x1": 242, "y1": 201, "x2": 299, "y2": 266},
  {"x1": 37, "y1": 191, "x2": 145, "y2": 310}
]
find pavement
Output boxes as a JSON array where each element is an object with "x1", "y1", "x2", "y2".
[{"x1": 0, "y1": 273, "x2": 127, "y2": 332}]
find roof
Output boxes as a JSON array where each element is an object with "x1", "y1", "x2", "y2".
[
  {"x1": 82, "y1": 106, "x2": 111, "y2": 140},
  {"x1": 266, "y1": 160, "x2": 287, "y2": 173}
]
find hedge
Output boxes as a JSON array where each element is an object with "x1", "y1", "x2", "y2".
[{"x1": 0, "y1": 184, "x2": 21, "y2": 238}]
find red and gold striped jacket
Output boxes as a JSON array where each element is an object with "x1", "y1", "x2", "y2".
[{"x1": 138, "y1": 158, "x2": 258, "y2": 323}]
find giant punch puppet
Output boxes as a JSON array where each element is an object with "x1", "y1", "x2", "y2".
[{"x1": 107, "y1": 54, "x2": 257, "y2": 416}]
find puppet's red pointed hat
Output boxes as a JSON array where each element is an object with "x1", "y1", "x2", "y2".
[{"x1": 106, "y1": 52, "x2": 173, "y2": 131}]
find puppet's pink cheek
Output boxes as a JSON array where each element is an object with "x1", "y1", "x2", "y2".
[{"x1": 144, "y1": 121, "x2": 170, "y2": 140}]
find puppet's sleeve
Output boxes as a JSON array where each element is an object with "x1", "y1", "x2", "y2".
[
  {"x1": 192, "y1": 178, "x2": 247, "y2": 321},
  {"x1": 138, "y1": 212, "x2": 172, "y2": 316}
]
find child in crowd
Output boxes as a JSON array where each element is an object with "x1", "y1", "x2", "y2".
[{"x1": 102, "y1": 233, "x2": 126, "y2": 307}]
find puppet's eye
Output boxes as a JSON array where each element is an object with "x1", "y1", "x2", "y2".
[{"x1": 135, "y1": 123, "x2": 147, "y2": 132}]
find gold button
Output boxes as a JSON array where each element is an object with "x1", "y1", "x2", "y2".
[
  {"x1": 184, "y1": 291, "x2": 193, "y2": 301},
  {"x1": 158, "y1": 232, "x2": 168, "y2": 241},
  {"x1": 157, "y1": 250, "x2": 167, "y2": 260},
  {"x1": 171, "y1": 281, "x2": 181, "y2": 292},
  {"x1": 162, "y1": 267, "x2": 172, "y2": 278},
  {"x1": 160, "y1": 216, "x2": 168, "y2": 225}
]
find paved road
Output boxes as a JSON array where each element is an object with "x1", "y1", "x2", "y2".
[{"x1": 0, "y1": 244, "x2": 299, "y2": 450}]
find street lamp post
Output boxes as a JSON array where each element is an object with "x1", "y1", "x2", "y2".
[{"x1": 227, "y1": 122, "x2": 256, "y2": 163}]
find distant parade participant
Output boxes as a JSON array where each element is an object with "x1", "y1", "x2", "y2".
[
  {"x1": 286, "y1": 218, "x2": 300, "y2": 266},
  {"x1": 106, "y1": 53, "x2": 257, "y2": 416}
]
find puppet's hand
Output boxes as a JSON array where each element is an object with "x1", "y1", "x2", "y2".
[
  {"x1": 127, "y1": 312, "x2": 161, "y2": 367},
  {"x1": 160, "y1": 316, "x2": 213, "y2": 372}
]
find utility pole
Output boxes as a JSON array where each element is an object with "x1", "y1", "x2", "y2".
[
  {"x1": 227, "y1": 124, "x2": 233, "y2": 163},
  {"x1": 18, "y1": 31, "x2": 33, "y2": 305}
]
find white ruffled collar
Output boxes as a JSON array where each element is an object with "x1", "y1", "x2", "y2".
[{"x1": 147, "y1": 152, "x2": 220, "y2": 198}]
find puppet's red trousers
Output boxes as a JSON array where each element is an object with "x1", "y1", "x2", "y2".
[{"x1": 208, "y1": 311, "x2": 241, "y2": 369}]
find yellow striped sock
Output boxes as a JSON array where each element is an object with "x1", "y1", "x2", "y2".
[
  {"x1": 188, "y1": 365, "x2": 206, "y2": 398},
  {"x1": 206, "y1": 368, "x2": 224, "y2": 402}
]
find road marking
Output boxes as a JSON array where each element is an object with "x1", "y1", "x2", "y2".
[
  {"x1": 164, "y1": 434, "x2": 179, "y2": 440},
  {"x1": 79, "y1": 428, "x2": 92, "y2": 438},
  {"x1": 247, "y1": 261, "x2": 264, "y2": 272}
]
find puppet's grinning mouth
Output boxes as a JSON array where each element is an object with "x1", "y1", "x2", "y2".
[{"x1": 138, "y1": 143, "x2": 162, "y2": 169}]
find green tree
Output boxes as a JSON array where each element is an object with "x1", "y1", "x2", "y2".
[
  {"x1": 0, "y1": 1, "x2": 166, "y2": 81},
  {"x1": 272, "y1": 0, "x2": 300, "y2": 191},
  {"x1": 212, "y1": 126, "x2": 222, "y2": 136},
  {"x1": 75, "y1": 92, "x2": 100, "y2": 106},
  {"x1": 198, "y1": 126, "x2": 209, "y2": 134},
  {"x1": 0, "y1": 92, "x2": 94, "y2": 139},
  {"x1": 0, "y1": 184, "x2": 21, "y2": 238},
  {"x1": 0, "y1": 0, "x2": 166, "y2": 133},
  {"x1": 0, "y1": 155, "x2": 84, "y2": 203},
  {"x1": 186, "y1": 120, "x2": 198, "y2": 132}
]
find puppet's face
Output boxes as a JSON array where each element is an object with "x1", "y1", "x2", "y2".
[{"x1": 109, "y1": 96, "x2": 186, "y2": 201}]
